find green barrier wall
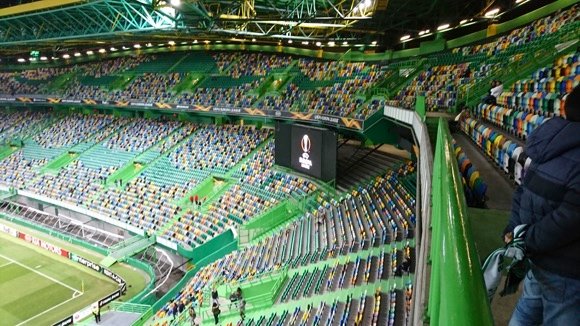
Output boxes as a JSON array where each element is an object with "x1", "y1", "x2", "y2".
[{"x1": 427, "y1": 118, "x2": 493, "y2": 325}]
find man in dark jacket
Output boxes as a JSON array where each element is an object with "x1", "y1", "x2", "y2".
[{"x1": 504, "y1": 85, "x2": 580, "y2": 325}]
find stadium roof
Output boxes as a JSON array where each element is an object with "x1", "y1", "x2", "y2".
[{"x1": 0, "y1": 0, "x2": 563, "y2": 57}]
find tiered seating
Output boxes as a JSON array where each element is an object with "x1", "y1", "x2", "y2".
[
  {"x1": 391, "y1": 63, "x2": 498, "y2": 111},
  {"x1": 176, "y1": 81, "x2": 259, "y2": 108},
  {"x1": 0, "y1": 151, "x2": 46, "y2": 189},
  {"x1": 476, "y1": 51, "x2": 579, "y2": 139},
  {"x1": 213, "y1": 53, "x2": 292, "y2": 77},
  {"x1": 452, "y1": 5, "x2": 579, "y2": 58},
  {"x1": 27, "y1": 161, "x2": 114, "y2": 205},
  {"x1": 77, "y1": 56, "x2": 151, "y2": 78},
  {"x1": 155, "y1": 163, "x2": 416, "y2": 318},
  {"x1": 353, "y1": 98, "x2": 386, "y2": 119},
  {"x1": 0, "y1": 110, "x2": 52, "y2": 144},
  {"x1": 33, "y1": 114, "x2": 114, "y2": 149},
  {"x1": 103, "y1": 119, "x2": 180, "y2": 153},
  {"x1": 168, "y1": 125, "x2": 271, "y2": 174},
  {"x1": 451, "y1": 139, "x2": 487, "y2": 207},
  {"x1": 89, "y1": 176, "x2": 189, "y2": 235},
  {"x1": 460, "y1": 117, "x2": 530, "y2": 185},
  {"x1": 110, "y1": 73, "x2": 184, "y2": 103}
]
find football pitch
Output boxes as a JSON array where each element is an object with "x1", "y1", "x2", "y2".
[{"x1": 0, "y1": 232, "x2": 118, "y2": 326}]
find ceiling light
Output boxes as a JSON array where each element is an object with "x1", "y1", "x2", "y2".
[
  {"x1": 515, "y1": 0, "x2": 527, "y2": 3},
  {"x1": 17, "y1": 58, "x2": 25, "y2": 63},
  {"x1": 216, "y1": 40, "x2": 222, "y2": 43},
  {"x1": 98, "y1": 48, "x2": 106, "y2": 53},
  {"x1": 328, "y1": 41, "x2": 335, "y2": 47},
  {"x1": 459, "y1": 19, "x2": 469, "y2": 25},
  {"x1": 288, "y1": 39, "x2": 293, "y2": 44},
  {"x1": 204, "y1": 40, "x2": 210, "y2": 44},
  {"x1": 40, "y1": 56, "x2": 47, "y2": 61},
  {"x1": 371, "y1": 41, "x2": 377, "y2": 45},
  {"x1": 400, "y1": 35, "x2": 411, "y2": 41},
  {"x1": 418, "y1": 29, "x2": 430, "y2": 36},
  {"x1": 146, "y1": 43, "x2": 153, "y2": 47},
  {"x1": 180, "y1": 41, "x2": 188, "y2": 45},
  {"x1": 251, "y1": 38, "x2": 256, "y2": 42},
  {"x1": 342, "y1": 41, "x2": 348, "y2": 46},
  {"x1": 485, "y1": 8, "x2": 500, "y2": 17},
  {"x1": 51, "y1": 56, "x2": 58, "y2": 60},
  {"x1": 437, "y1": 24, "x2": 450, "y2": 31},
  {"x1": 170, "y1": 0, "x2": 181, "y2": 6},
  {"x1": 302, "y1": 41, "x2": 309, "y2": 45},
  {"x1": 122, "y1": 46, "x2": 129, "y2": 50},
  {"x1": 134, "y1": 44, "x2": 141, "y2": 48},
  {"x1": 315, "y1": 41, "x2": 321, "y2": 46},
  {"x1": 74, "y1": 52, "x2": 81, "y2": 57},
  {"x1": 62, "y1": 54, "x2": 70, "y2": 59},
  {"x1": 168, "y1": 40, "x2": 175, "y2": 46},
  {"x1": 29, "y1": 57, "x2": 37, "y2": 62},
  {"x1": 86, "y1": 50, "x2": 94, "y2": 55},
  {"x1": 193, "y1": 40, "x2": 198, "y2": 44},
  {"x1": 110, "y1": 47, "x2": 117, "y2": 51}
]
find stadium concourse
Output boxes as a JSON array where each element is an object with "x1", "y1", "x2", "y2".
[{"x1": 0, "y1": 0, "x2": 578, "y2": 325}]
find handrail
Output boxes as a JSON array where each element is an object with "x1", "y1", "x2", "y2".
[{"x1": 427, "y1": 118, "x2": 493, "y2": 325}]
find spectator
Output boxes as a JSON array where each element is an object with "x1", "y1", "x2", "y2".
[
  {"x1": 503, "y1": 85, "x2": 580, "y2": 325},
  {"x1": 92, "y1": 303, "x2": 101, "y2": 324},
  {"x1": 239, "y1": 299, "x2": 246, "y2": 321},
  {"x1": 212, "y1": 302, "x2": 221, "y2": 325},
  {"x1": 189, "y1": 305, "x2": 197, "y2": 326}
]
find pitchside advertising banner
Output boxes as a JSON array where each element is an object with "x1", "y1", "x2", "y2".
[
  {"x1": 0, "y1": 223, "x2": 127, "y2": 325},
  {"x1": 0, "y1": 96, "x2": 364, "y2": 130}
]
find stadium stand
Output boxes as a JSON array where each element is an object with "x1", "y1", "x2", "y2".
[{"x1": 451, "y1": 138, "x2": 487, "y2": 207}]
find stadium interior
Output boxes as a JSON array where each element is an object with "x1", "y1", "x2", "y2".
[{"x1": 0, "y1": 0, "x2": 578, "y2": 325}]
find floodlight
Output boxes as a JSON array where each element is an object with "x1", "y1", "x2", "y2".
[
  {"x1": 62, "y1": 54, "x2": 70, "y2": 59},
  {"x1": 400, "y1": 35, "x2": 411, "y2": 41},
  {"x1": 437, "y1": 24, "x2": 450, "y2": 31},
  {"x1": 485, "y1": 8, "x2": 500, "y2": 17},
  {"x1": 74, "y1": 52, "x2": 82, "y2": 57}
]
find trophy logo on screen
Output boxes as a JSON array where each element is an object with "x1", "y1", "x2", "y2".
[{"x1": 299, "y1": 134, "x2": 313, "y2": 170}]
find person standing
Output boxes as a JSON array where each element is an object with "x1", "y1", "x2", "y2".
[
  {"x1": 503, "y1": 85, "x2": 580, "y2": 325},
  {"x1": 189, "y1": 304, "x2": 197, "y2": 326},
  {"x1": 212, "y1": 302, "x2": 221, "y2": 325},
  {"x1": 239, "y1": 299, "x2": 246, "y2": 321},
  {"x1": 92, "y1": 303, "x2": 101, "y2": 324}
]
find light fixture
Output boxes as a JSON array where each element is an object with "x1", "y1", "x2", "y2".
[
  {"x1": 62, "y1": 54, "x2": 70, "y2": 59},
  {"x1": 170, "y1": 0, "x2": 181, "y2": 6},
  {"x1": 437, "y1": 24, "x2": 450, "y2": 31},
  {"x1": 515, "y1": 0, "x2": 527, "y2": 3},
  {"x1": 485, "y1": 8, "x2": 500, "y2": 17},
  {"x1": 251, "y1": 38, "x2": 256, "y2": 42},
  {"x1": 17, "y1": 58, "x2": 26, "y2": 62},
  {"x1": 204, "y1": 40, "x2": 210, "y2": 44},
  {"x1": 134, "y1": 44, "x2": 141, "y2": 48},
  {"x1": 110, "y1": 47, "x2": 118, "y2": 51},
  {"x1": 315, "y1": 41, "x2": 322, "y2": 46},
  {"x1": 288, "y1": 39, "x2": 293, "y2": 44},
  {"x1": 459, "y1": 19, "x2": 469, "y2": 25},
  {"x1": 74, "y1": 52, "x2": 82, "y2": 57},
  {"x1": 342, "y1": 41, "x2": 348, "y2": 46},
  {"x1": 40, "y1": 56, "x2": 47, "y2": 61},
  {"x1": 98, "y1": 48, "x2": 106, "y2": 53},
  {"x1": 168, "y1": 40, "x2": 176, "y2": 46},
  {"x1": 302, "y1": 41, "x2": 309, "y2": 45},
  {"x1": 122, "y1": 46, "x2": 129, "y2": 50},
  {"x1": 418, "y1": 29, "x2": 430, "y2": 36},
  {"x1": 29, "y1": 57, "x2": 37, "y2": 62},
  {"x1": 146, "y1": 43, "x2": 153, "y2": 47},
  {"x1": 328, "y1": 41, "x2": 335, "y2": 46},
  {"x1": 216, "y1": 40, "x2": 222, "y2": 43},
  {"x1": 86, "y1": 50, "x2": 94, "y2": 55},
  {"x1": 180, "y1": 41, "x2": 188, "y2": 45},
  {"x1": 400, "y1": 35, "x2": 411, "y2": 41},
  {"x1": 193, "y1": 40, "x2": 198, "y2": 44},
  {"x1": 371, "y1": 41, "x2": 377, "y2": 46}
]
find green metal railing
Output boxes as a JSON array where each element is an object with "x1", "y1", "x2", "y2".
[{"x1": 427, "y1": 118, "x2": 493, "y2": 325}]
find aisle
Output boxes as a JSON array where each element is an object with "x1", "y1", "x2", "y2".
[{"x1": 452, "y1": 132, "x2": 515, "y2": 211}]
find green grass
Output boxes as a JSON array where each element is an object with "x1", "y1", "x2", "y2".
[
  {"x1": 467, "y1": 207, "x2": 511, "y2": 262},
  {"x1": 0, "y1": 232, "x2": 118, "y2": 326},
  {"x1": 0, "y1": 218, "x2": 148, "y2": 301}
]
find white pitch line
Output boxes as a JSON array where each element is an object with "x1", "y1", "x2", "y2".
[
  {"x1": 15, "y1": 292, "x2": 84, "y2": 326},
  {"x1": 0, "y1": 261, "x2": 13, "y2": 268},
  {"x1": 0, "y1": 253, "x2": 81, "y2": 293}
]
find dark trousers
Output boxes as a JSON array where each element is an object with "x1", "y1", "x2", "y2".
[{"x1": 214, "y1": 314, "x2": 219, "y2": 324}]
